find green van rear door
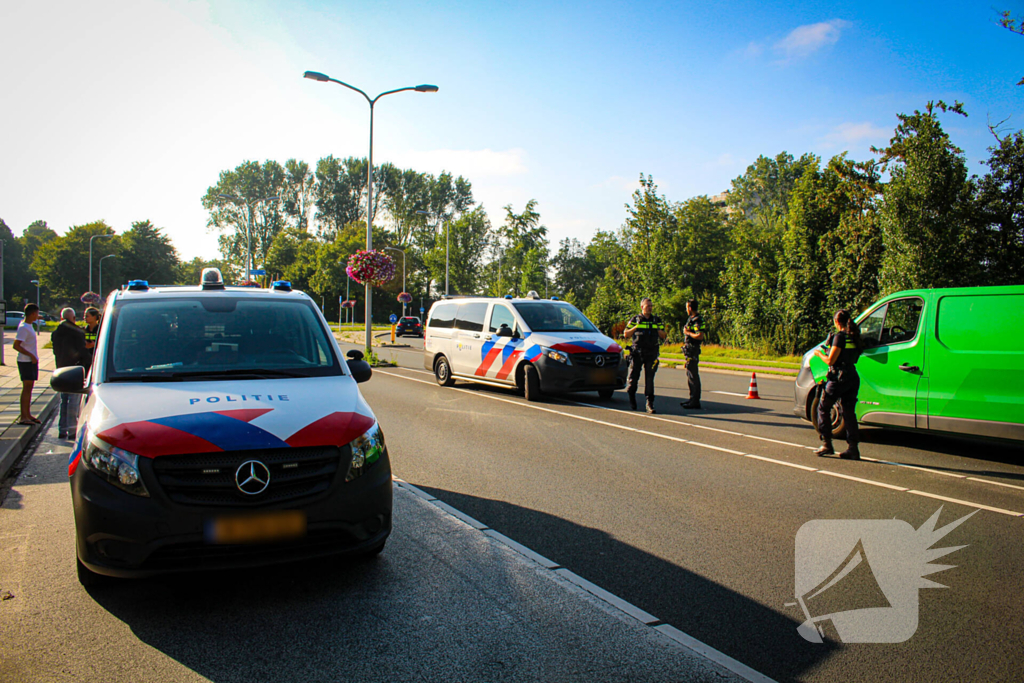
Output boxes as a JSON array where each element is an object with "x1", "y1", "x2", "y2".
[
  {"x1": 928, "y1": 291, "x2": 1024, "y2": 440},
  {"x1": 856, "y1": 296, "x2": 927, "y2": 429}
]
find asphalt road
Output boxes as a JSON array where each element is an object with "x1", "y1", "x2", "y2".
[{"x1": 363, "y1": 337, "x2": 1024, "y2": 682}]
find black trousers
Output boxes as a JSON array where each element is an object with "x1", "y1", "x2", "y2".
[
  {"x1": 685, "y1": 356, "x2": 701, "y2": 403},
  {"x1": 818, "y1": 374, "x2": 860, "y2": 444},
  {"x1": 627, "y1": 351, "x2": 658, "y2": 402}
]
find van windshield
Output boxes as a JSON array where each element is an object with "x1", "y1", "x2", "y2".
[
  {"x1": 513, "y1": 302, "x2": 598, "y2": 333},
  {"x1": 103, "y1": 297, "x2": 342, "y2": 381}
]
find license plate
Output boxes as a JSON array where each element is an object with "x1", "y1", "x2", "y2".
[
  {"x1": 592, "y1": 368, "x2": 616, "y2": 384},
  {"x1": 206, "y1": 510, "x2": 307, "y2": 545}
]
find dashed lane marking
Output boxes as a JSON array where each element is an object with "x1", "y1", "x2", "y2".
[
  {"x1": 710, "y1": 390, "x2": 750, "y2": 398},
  {"x1": 392, "y1": 477, "x2": 777, "y2": 683},
  {"x1": 376, "y1": 369, "x2": 1023, "y2": 518}
]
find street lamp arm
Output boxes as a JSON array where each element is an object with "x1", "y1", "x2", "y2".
[
  {"x1": 371, "y1": 86, "x2": 430, "y2": 103},
  {"x1": 325, "y1": 78, "x2": 372, "y2": 104}
]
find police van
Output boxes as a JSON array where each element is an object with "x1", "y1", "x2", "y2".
[
  {"x1": 423, "y1": 293, "x2": 627, "y2": 401},
  {"x1": 51, "y1": 269, "x2": 392, "y2": 586}
]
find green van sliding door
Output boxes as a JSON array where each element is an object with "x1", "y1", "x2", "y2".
[
  {"x1": 856, "y1": 296, "x2": 926, "y2": 429},
  {"x1": 928, "y1": 292, "x2": 1024, "y2": 440}
]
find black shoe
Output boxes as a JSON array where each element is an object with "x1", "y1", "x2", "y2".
[
  {"x1": 628, "y1": 394, "x2": 637, "y2": 411},
  {"x1": 646, "y1": 404, "x2": 657, "y2": 414},
  {"x1": 58, "y1": 431, "x2": 67, "y2": 439},
  {"x1": 681, "y1": 402, "x2": 701, "y2": 409},
  {"x1": 815, "y1": 444, "x2": 835, "y2": 457},
  {"x1": 839, "y1": 445, "x2": 860, "y2": 460}
]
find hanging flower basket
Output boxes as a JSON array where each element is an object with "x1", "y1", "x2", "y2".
[
  {"x1": 397, "y1": 292, "x2": 413, "y2": 304},
  {"x1": 346, "y1": 250, "x2": 396, "y2": 286},
  {"x1": 80, "y1": 291, "x2": 102, "y2": 306},
  {"x1": 238, "y1": 280, "x2": 261, "y2": 288}
]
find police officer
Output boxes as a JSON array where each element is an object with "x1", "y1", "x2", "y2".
[
  {"x1": 814, "y1": 309, "x2": 863, "y2": 460},
  {"x1": 624, "y1": 297, "x2": 666, "y2": 413},
  {"x1": 83, "y1": 307, "x2": 100, "y2": 373},
  {"x1": 680, "y1": 299, "x2": 704, "y2": 409}
]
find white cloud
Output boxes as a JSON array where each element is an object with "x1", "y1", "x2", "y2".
[
  {"x1": 391, "y1": 148, "x2": 528, "y2": 178},
  {"x1": 775, "y1": 20, "x2": 850, "y2": 59},
  {"x1": 819, "y1": 122, "x2": 889, "y2": 148}
]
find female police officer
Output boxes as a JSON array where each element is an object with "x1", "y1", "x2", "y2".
[{"x1": 813, "y1": 309, "x2": 863, "y2": 460}]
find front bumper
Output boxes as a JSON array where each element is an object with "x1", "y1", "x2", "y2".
[
  {"x1": 535, "y1": 355, "x2": 628, "y2": 394},
  {"x1": 72, "y1": 448, "x2": 393, "y2": 578},
  {"x1": 794, "y1": 363, "x2": 815, "y2": 421}
]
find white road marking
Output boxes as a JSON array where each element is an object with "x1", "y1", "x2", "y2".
[
  {"x1": 710, "y1": 390, "x2": 749, "y2": 398},
  {"x1": 377, "y1": 369, "x2": 1023, "y2": 519},
  {"x1": 861, "y1": 457, "x2": 966, "y2": 478},
  {"x1": 966, "y1": 477, "x2": 1024, "y2": 492},
  {"x1": 393, "y1": 477, "x2": 776, "y2": 683}
]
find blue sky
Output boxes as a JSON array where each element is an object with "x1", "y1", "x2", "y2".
[{"x1": 1, "y1": 0, "x2": 1020, "y2": 260}]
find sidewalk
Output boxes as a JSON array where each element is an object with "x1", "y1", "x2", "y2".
[{"x1": 0, "y1": 329, "x2": 59, "y2": 483}]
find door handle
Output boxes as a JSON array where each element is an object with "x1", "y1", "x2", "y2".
[
  {"x1": 483, "y1": 334, "x2": 492, "y2": 341},
  {"x1": 899, "y1": 363, "x2": 920, "y2": 373},
  {"x1": 473, "y1": 333, "x2": 481, "y2": 339}
]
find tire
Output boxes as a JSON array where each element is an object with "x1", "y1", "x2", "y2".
[
  {"x1": 359, "y1": 538, "x2": 387, "y2": 558},
  {"x1": 598, "y1": 388, "x2": 614, "y2": 400},
  {"x1": 434, "y1": 356, "x2": 455, "y2": 387},
  {"x1": 523, "y1": 364, "x2": 542, "y2": 402},
  {"x1": 76, "y1": 558, "x2": 107, "y2": 589},
  {"x1": 810, "y1": 387, "x2": 847, "y2": 440}
]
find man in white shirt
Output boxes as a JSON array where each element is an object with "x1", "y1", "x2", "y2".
[{"x1": 13, "y1": 304, "x2": 41, "y2": 425}]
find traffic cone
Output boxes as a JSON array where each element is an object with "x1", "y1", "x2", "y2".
[{"x1": 745, "y1": 372, "x2": 761, "y2": 399}]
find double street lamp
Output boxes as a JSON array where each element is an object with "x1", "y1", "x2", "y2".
[
  {"x1": 98, "y1": 254, "x2": 117, "y2": 301},
  {"x1": 218, "y1": 194, "x2": 279, "y2": 283},
  {"x1": 89, "y1": 234, "x2": 114, "y2": 294},
  {"x1": 304, "y1": 70, "x2": 437, "y2": 355}
]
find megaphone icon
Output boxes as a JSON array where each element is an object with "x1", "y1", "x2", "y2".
[{"x1": 794, "y1": 538, "x2": 891, "y2": 643}]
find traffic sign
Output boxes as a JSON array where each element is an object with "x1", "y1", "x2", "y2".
[
  {"x1": 420, "y1": 307, "x2": 425, "y2": 315},
  {"x1": 389, "y1": 314, "x2": 398, "y2": 324},
  {"x1": 249, "y1": 269, "x2": 267, "y2": 276}
]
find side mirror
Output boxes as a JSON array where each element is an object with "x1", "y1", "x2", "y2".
[
  {"x1": 495, "y1": 326, "x2": 514, "y2": 338},
  {"x1": 51, "y1": 366, "x2": 87, "y2": 394},
  {"x1": 347, "y1": 359, "x2": 372, "y2": 383},
  {"x1": 346, "y1": 349, "x2": 365, "y2": 361}
]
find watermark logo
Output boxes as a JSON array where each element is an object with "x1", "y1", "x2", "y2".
[{"x1": 788, "y1": 507, "x2": 976, "y2": 644}]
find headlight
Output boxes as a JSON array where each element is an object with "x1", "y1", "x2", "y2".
[
  {"x1": 346, "y1": 422, "x2": 386, "y2": 482},
  {"x1": 81, "y1": 432, "x2": 149, "y2": 497},
  {"x1": 543, "y1": 347, "x2": 571, "y2": 364}
]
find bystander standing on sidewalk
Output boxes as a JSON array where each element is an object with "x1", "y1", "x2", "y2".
[
  {"x1": 12, "y1": 303, "x2": 41, "y2": 425},
  {"x1": 52, "y1": 307, "x2": 86, "y2": 439}
]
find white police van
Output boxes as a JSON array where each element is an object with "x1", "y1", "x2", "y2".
[
  {"x1": 51, "y1": 269, "x2": 391, "y2": 586},
  {"x1": 424, "y1": 293, "x2": 627, "y2": 401}
]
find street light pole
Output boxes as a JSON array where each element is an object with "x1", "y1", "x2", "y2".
[
  {"x1": 383, "y1": 247, "x2": 406, "y2": 317},
  {"x1": 416, "y1": 211, "x2": 448, "y2": 297},
  {"x1": 30, "y1": 280, "x2": 39, "y2": 307},
  {"x1": 89, "y1": 234, "x2": 114, "y2": 294},
  {"x1": 98, "y1": 254, "x2": 116, "y2": 301},
  {"x1": 305, "y1": 70, "x2": 437, "y2": 356}
]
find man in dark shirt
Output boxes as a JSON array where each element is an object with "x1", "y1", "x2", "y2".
[
  {"x1": 52, "y1": 307, "x2": 86, "y2": 439},
  {"x1": 681, "y1": 299, "x2": 704, "y2": 409},
  {"x1": 82, "y1": 307, "x2": 100, "y2": 372},
  {"x1": 624, "y1": 298, "x2": 666, "y2": 413}
]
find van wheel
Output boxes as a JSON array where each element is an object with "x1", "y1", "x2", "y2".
[
  {"x1": 434, "y1": 356, "x2": 455, "y2": 387},
  {"x1": 598, "y1": 388, "x2": 614, "y2": 400},
  {"x1": 524, "y1": 364, "x2": 542, "y2": 402},
  {"x1": 77, "y1": 558, "x2": 107, "y2": 589},
  {"x1": 810, "y1": 390, "x2": 847, "y2": 441}
]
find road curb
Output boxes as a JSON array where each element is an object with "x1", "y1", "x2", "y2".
[{"x1": 0, "y1": 391, "x2": 59, "y2": 483}]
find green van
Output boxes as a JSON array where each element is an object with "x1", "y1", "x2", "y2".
[{"x1": 794, "y1": 285, "x2": 1024, "y2": 443}]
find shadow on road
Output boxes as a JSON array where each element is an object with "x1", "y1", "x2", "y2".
[{"x1": 418, "y1": 487, "x2": 837, "y2": 683}]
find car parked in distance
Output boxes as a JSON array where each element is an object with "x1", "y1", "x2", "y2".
[
  {"x1": 5, "y1": 311, "x2": 24, "y2": 328},
  {"x1": 795, "y1": 285, "x2": 1024, "y2": 445},
  {"x1": 396, "y1": 316, "x2": 423, "y2": 337}
]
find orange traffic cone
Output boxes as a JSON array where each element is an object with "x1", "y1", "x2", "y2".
[{"x1": 745, "y1": 372, "x2": 761, "y2": 399}]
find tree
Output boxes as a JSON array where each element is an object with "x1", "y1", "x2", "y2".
[
  {"x1": 423, "y1": 206, "x2": 490, "y2": 295},
  {"x1": 998, "y1": 10, "x2": 1024, "y2": 85},
  {"x1": 265, "y1": 227, "x2": 320, "y2": 293},
  {"x1": 620, "y1": 175, "x2": 674, "y2": 301},
  {"x1": 282, "y1": 159, "x2": 316, "y2": 233},
  {"x1": 175, "y1": 257, "x2": 233, "y2": 286},
  {"x1": 31, "y1": 221, "x2": 117, "y2": 307},
  {"x1": 0, "y1": 219, "x2": 31, "y2": 304},
  {"x1": 667, "y1": 196, "x2": 731, "y2": 299},
  {"x1": 487, "y1": 200, "x2": 548, "y2": 297},
  {"x1": 976, "y1": 129, "x2": 1024, "y2": 285},
  {"x1": 120, "y1": 220, "x2": 179, "y2": 286},
  {"x1": 202, "y1": 160, "x2": 287, "y2": 275},
  {"x1": 20, "y1": 221, "x2": 58, "y2": 280},
  {"x1": 875, "y1": 101, "x2": 982, "y2": 293}
]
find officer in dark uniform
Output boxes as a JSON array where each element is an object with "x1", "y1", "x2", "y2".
[
  {"x1": 814, "y1": 309, "x2": 863, "y2": 460},
  {"x1": 624, "y1": 297, "x2": 666, "y2": 413},
  {"x1": 681, "y1": 299, "x2": 704, "y2": 409},
  {"x1": 83, "y1": 307, "x2": 100, "y2": 373}
]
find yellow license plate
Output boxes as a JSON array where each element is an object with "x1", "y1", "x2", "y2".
[{"x1": 208, "y1": 510, "x2": 307, "y2": 545}]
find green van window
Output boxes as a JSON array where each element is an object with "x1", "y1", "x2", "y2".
[{"x1": 937, "y1": 294, "x2": 1023, "y2": 352}]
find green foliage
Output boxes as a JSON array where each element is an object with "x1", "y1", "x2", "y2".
[
  {"x1": 976, "y1": 130, "x2": 1024, "y2": 285},
  {"x1": 875, "y1": 101, "x2": 982, "y2": 293},
  {"x1": 31, "y1": 221, "x2": 116, "y2": 305},
  {"x1": 120, "y1": 220, "x2": 179, "y2": 285},
  {"x1": 485, "y1": 200, "x2": 549, "y2": 297}
]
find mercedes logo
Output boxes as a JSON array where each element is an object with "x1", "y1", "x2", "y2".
[
  {"x1": 595, "y1": 355, "x2": 606, "y2": 367},
  {"x1": 235, "y1": 460, "x2": 271, "y2": 495}
]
